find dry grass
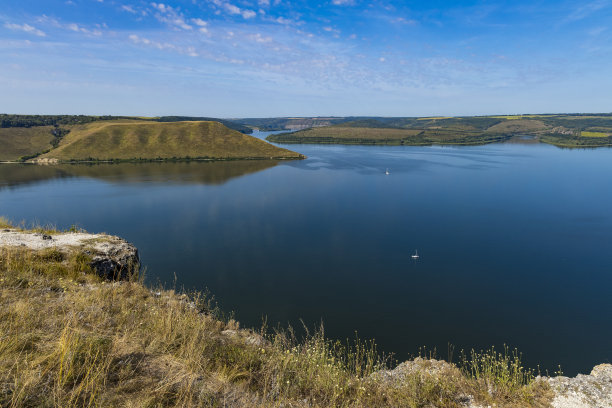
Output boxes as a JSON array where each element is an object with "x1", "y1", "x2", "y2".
[
  {"x1": 0, "y1": 216, "x2": 12, "y2": 229},
  {"x1": 0, "y1": 226, "x2": 554, "y2": 407},
  {"x1": 40, "y1": 120, "x2": 303, "y2": 162},
  {"x1": 0, "y1": 127, "x2": 55, "y2": 161}
]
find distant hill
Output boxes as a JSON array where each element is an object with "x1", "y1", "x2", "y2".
[
  {"x1": 266, "y1": 114, "x2": 612, "y2": 147},
  {"x1": 153, "y1": 116, "x2": 252, "y2": 134},
  {"x1": 37, "y1": 120, "x2": 303, "y2": 162},
  {"x1": 231, "y1": 117, "x2": 353, "y2": 131}
]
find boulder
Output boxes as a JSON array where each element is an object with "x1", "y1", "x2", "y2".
[{"x1": 0, "y1": 228, "x2": 139, "y2": 280}]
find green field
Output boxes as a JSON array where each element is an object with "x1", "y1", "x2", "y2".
[
  {"x1": 0, "y1": 127, "x2": 56, "y2": 161},
  {"x1": 38, "y1": 120, "x2": 303, "y2": 162},
  {"x1": 581, "y1": 131, "x2": 610, "y2": 138}
]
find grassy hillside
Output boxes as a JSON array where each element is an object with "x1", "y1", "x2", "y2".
[
  {"x1": 267, "y1": 114, "x2": 612, "y2": 147},
  {"x1": 39, "y1": 120, "x2": 303, "y2": 162},
  {"x1": 0, "y1": 221, "x2": 553, "y2": 407},
  {"x1": 269, "y1": 126, "x2": 424, "y2": 145},
  {"x1": 0, "y1": 127, "x2": 56, "y2": 161},
  {"x1": 268, "y1": 124, "x2": 511, "y2": 146}
]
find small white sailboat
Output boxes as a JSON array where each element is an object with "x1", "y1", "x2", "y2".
[
  {"x1": 411, "y1": 250, "x2": 419, "y2": 259},
  {"x1": 385, "y1": 168, "x2": 390, "y2": 175}
]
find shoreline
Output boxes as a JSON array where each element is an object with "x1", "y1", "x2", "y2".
[{"x1": 0, "y1": 155, "x2": 306, "y2": 165}]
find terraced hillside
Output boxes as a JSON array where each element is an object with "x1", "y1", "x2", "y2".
[{"x1": 38, "y1": 120, "x2": 303, "y2": 162}]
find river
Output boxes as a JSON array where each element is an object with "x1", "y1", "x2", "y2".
[{"x1": 1, "y1": 131, "x2": 611, "y2": 375}]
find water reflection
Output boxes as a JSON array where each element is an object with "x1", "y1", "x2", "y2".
[{"x1": 0, "y1": 160, "x2": 281, "y2": 190}]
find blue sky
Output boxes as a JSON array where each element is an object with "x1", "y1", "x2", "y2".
[{"x1": 1, "y1": 0, "x2": 611, "y2": 117}]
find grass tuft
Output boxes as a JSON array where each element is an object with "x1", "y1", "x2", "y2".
[{"x1": 0, "y1": 216, "x2": 12, "y2": 229}]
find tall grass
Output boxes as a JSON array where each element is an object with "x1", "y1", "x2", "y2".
[{"x1": 0, "y1": 242, "x2": 552, "y2": 407}]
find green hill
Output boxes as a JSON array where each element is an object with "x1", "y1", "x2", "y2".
[{"x1": 38, "y1": 120, "x2": 303, "y2": 162}]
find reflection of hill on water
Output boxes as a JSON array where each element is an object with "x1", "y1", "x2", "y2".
[
  {"x1": 0, "y1": 161, "x2": 280, "y2": 190},
  {"x1": 0, "y1": 164, "x2": 74, "y2": 189}
]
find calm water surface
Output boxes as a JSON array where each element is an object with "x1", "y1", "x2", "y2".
[{"x1": 1, "y1": 131, "x2": 611, "y2": 375}]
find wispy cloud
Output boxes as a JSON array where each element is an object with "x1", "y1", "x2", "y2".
[
  {"x1": 2, "y1": 0, "x2": 611, "y2": 115},
  {"x1": 4, "y1": 22, "x2": 46, "y2": 37},
  {"x1": 151, "y1": 3, "x2": 193, "y2": 30},
  {"x1": 35, "y1": 15, "x2": 103, "y2": 36},
  {"x1": 209, "y1": 0, "x2": 257, "y2": 19},
  {"x1": 564, "y1": 0, "x2": 612, "y2": 23},
  {"x1": 121, "y1": 5, "x2": 137, "y2": 14}
]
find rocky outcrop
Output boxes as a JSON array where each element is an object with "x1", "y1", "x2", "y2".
[
  {"x1": 547, "y1": 364, "x2": 612, "y2": 408},
  {"x1": 371, "y1": 358, "x2": 612, "y2": 408},
  {"x1": 0, "y1": 228, "x2": 139, "y2": 279},
  {"x1": 371, "y1": 357, "x2": 461, "y2": 384}
]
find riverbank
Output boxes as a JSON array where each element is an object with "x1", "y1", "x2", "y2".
[{"x1": 0, "y1": 222, "x2": 610, "y2": 407}]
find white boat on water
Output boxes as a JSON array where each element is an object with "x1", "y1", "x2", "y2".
[
  {"x1": 385, "y1": 168, "x2": 390, "y2": 175},
  {"x1": 411, "y1": 250, "x2": 419, "y2": 259}
]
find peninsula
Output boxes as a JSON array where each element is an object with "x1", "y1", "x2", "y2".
[{"x1": 0, "y1": 115, "x2": 303, "y2": 163}]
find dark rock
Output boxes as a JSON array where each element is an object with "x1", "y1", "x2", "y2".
[{"x1": 89, "y1": 242, "x2": 140, "y2": 280}]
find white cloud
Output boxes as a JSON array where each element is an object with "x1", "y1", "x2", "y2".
[
  {"x1": 67, "y1": 22, "x2": 102, "y2": 35},
  {"x1": 332, "y1": 0, "x2": 355, "y2": 5},
  {"x1": 121, "y1": 5, "x2": 137, "y2": 14},
  {"x1": 241, "y1": 10, "x2": 256, "y2": 18},
  {"x1": 150, "y1": 2, "x2": 193, "y2": 30},
  {"x1": 35, "y1": 15, "x2": 103, "y2": 35},
  {"x1": 274, "y1": 17, "x2": 293, "y2": 25},
  {"x1": 4, "y1": 22, "x2": 46, "y2": 37},
  {"x1": 209, "y1": 0, "x2": 257, "y2": 19},
  {"x1": 258, "y1": 0, "x2": 270, "y2": 6},
  {"x1": 129, "y1": 33, "x2": 175, "y2": 50},
  {"x1": 191, "y1": 18, "x2": 209, "y2": 33}
]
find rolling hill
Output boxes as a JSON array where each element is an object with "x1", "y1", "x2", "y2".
[{"x1": 37, "y1": 120, "x2": 303, "y2": 162}]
